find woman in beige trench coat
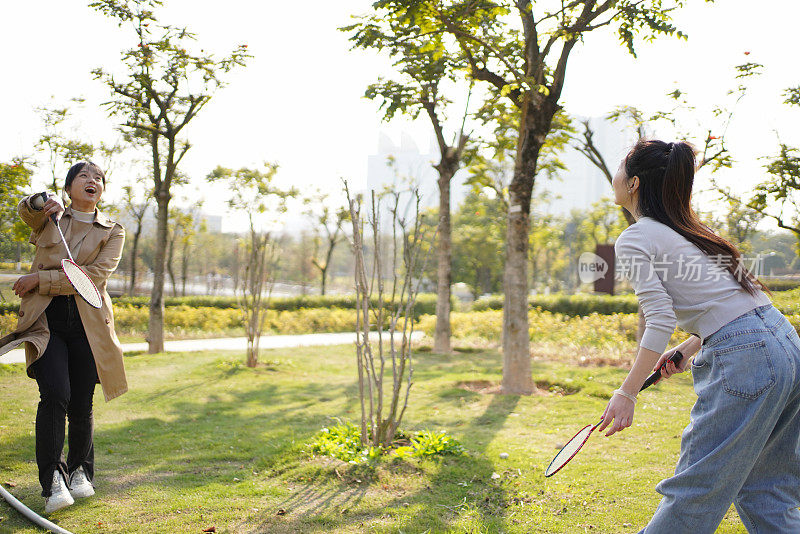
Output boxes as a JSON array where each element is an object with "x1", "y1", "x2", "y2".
[{"x1": 0, "y1": 161, "x2": 126, "y2": 514}]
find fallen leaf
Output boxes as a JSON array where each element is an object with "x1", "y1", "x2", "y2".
[
  {"x1": 276, "y1": 509, "x2": 287, "y2": 516},
  {"x1": 202, "y1": 527, "x2": 216, "y2": 533}
]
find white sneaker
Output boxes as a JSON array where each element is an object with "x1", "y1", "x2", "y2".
[
  {"x1": 68, "y1": 466, "x2": 95, "y2": 499},
  {"x1": 44, "y1": 471, "x2": 74, "y2": 514}
]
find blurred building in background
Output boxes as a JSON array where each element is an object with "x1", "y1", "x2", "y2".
[
  {"x1": 536, "y1": 115, "x2": 635, "y2": 217},
  {"x1": 366, "y1": 117, "x2": 633, "y2": 220},
  {"x1": 365, "y1": 132, "x2": 469, "y2": 213}
]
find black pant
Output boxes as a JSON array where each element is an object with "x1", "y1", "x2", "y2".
[{"x1": 32, "y1": 296, "x2": 98, "y2": 497}]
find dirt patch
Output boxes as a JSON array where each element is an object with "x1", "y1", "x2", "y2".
[
  {"x1": 529, "y1": 345, "x2": 633, "y2": 369},
  {"x1": 455, "y1": 380, "x2": 552, "y2": 396}
]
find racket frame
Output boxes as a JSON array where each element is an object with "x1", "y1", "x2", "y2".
[
  {"x1": 61, "y1": 258, "x2": 103, "y2": 308},
  {"x1": 545, "y1": 350, "x2": 686, "y2": 478},
  {"x1": 39, "y1": 192, "x2": 104, "y2": 309},
  {"x1": 545, "y1": 419, "x2": 603, "y2": 477}
]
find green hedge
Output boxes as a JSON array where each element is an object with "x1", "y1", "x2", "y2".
[
  {"x1": 0, "y1": 293, "x2": 445, "y2": 317},
  {"x1": 763, "y1": 279, "x2": 800, "y2": 292},
  {"x1": 474, "y1": 287, "x2": 800, "y2": 317},
  {"x1": 0, "y1": 302, "x2": 19, "y2": 315},
  {"x1": 110, "y1": 293, "x2": 445, "y2": 319},
  {"x1": 472, "y1": 293, "x2": 640, "y2": 316},
  {"x1": 0, "y1": 262, "x2": 31, "y2": 271}
]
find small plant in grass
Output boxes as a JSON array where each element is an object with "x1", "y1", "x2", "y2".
[{"x1": 308, "y1": 422, "x2": 466, "y2": 464}]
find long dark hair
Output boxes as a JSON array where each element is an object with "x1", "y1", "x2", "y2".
[{"x1": 625, "y1": 139, "x2": 767, "y2": 296}]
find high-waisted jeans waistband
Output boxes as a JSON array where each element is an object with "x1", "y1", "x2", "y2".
[{"x1": 703, "y1": 303, "x2": 784, "y2": 348}]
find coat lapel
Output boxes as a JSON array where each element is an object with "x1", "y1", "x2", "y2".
[{"x1": 76, "y1": 209, "x2": 116, "y2": 264}]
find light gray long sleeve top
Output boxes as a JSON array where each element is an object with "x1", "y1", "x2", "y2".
[{"x1": 614, "y1": 216, "x2": 771, "y2": 353}]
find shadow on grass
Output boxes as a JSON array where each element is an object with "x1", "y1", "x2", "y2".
[
  {"x1": 247, "y1": 390, "x2": 520, "y2": 533},
  {"x1": 1, "y1": 349, "x2": 522, "y2": 532}
]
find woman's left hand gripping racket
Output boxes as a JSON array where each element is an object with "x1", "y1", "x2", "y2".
[
  {"x1": 40, "y1": 192, "x2": 103, "y2": 309},
  {"x1": 544, "y1": 350, "x2": 684, "y2": 477}
]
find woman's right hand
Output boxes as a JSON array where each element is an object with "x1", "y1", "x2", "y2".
[
  {"x1": 654, "y1": 347, "x2": 690, "y2": 380},
  {"x1": 13, "y1": 273, "x2": 39, "y2": 297},
  {"x1": 41, "y1": 195, "x2": 65, "y2": 221}
]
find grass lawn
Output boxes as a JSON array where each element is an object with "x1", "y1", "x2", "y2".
[{"x1": 0, "y1": 344, "x2": 748, "y2": 533}]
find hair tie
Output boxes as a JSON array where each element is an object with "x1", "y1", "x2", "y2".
[{"x1": 667, "y1": 142, "x2": 675, "y2": 156}]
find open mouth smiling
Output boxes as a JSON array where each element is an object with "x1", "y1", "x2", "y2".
[{"x1": 85, "y1": 185, "x2": 97, "y2": 194}]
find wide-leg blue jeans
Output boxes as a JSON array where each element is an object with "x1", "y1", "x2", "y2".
[{"x1": 639, "y1": 304, "x2": 800, "y2": 533}]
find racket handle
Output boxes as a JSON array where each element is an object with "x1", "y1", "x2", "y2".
[
  {"x1": 38, "y1": 192, "x2": 59, "y2": 224},
  {"x1": 640, "y1": 350, "x2": 684, "y2": 392}
]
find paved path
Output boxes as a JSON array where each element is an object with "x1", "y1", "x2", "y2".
[{"x1": 0, "y1": 331, "x2": 423, "y2": 364}]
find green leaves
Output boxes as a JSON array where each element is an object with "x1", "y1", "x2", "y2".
[
  {"x1": 307, "y1": 423, "x2": 466, "y2": 464},
  {"x1": 206, "y1": 164, "x2": 296, "y2": 217},
  {"x1": 92, "y1": 0, "x2": 251, "y2": 151},
  {"x1": 785, "y1": 86, "x2": 800, "y2": 107},
  {"x1": 0, "y1": 158, "x2": 34, "y2": 244}
]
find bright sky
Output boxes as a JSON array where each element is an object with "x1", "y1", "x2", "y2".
[{"x1": 1, "y1": 0, "x2": 797, "y2": 232}]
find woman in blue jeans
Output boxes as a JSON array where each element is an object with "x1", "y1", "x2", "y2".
[{"x1": 600, "y1": 139, "x2": 800, "y2": 533}]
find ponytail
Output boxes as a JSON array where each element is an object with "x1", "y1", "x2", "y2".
[{"x1": 626, "y1": 139, "x2": 768, "y2": 296}]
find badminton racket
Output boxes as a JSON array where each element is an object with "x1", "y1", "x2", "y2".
[
  {"x1": 544, "y1": 350, "x2": 684, "y2": 477},
  {"x1": 39, "y1": 192, "x2": 103, "y2": 309}
]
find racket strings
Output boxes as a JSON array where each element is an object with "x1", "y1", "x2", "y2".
[
  {"x1": 62, "y1": 260, "x2": 102, "y2": 308},
  {"x1": 545, "y1": 425, "x2": 594, "y2": 477}
]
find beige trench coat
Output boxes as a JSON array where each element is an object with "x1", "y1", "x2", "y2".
[{"x1": 0, "y1": 196, "x2": 127, "y2": 401}]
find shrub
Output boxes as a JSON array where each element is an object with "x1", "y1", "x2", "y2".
[
  {"x1": 308, "y1": 422, "x2": 364, "y2": 463},
  {"x1": 111, "y1": 293, "x2": 446, "y2": 318},
  {"x1": 307, "y1": 422, "x2": 466, "y2": 464},
  {"x1": 419, "y1": 309, "x2": 675, "y2": 349},
  {"x1": 0, "y1": 262, "x2": 31, "y2": 271},
  {"x1": 261, "y1": 307, "x2": 354, "y2": 335},
  {"x1": 406, "y1": 430, "x2": 467, "y2": 457},
  {"x1": 0, "y1": 313, "x2": 17, "y2": 334},
  {"x1": 472, "y1": 293, "x2": 639, "y2": 315},
  {"x1": 764, "y1": 279, "x2": 800, "y2": 292},
  {"x1": 771, "y1": 288, "x2": 800, "y2": 315}
]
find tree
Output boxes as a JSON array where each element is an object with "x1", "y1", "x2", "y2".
[
  {"x1": 119, "y1": 180, "x2": 152, "y2": 295},
  {"x1": 452, "y1": 190, "x2": 506, "y2": 298},
  {"x1": 397, "y1": 0, "x2": 692, "y2": 393},
  {"x1": 35, "y1": 100, "x2": 95, "y2": 194},
  {"x1": 303, "y1": 192, "x2": 349, "y2": 295},
  {"x1": 714, "y1": 85, "x2": 800, "y2": 259},
  {"x1": 179, "y1": 210, "x2": 205, "y2": 296},
  {"x1": 575, "y1": 198, "x2": 626, "y2": 248},
  {"x1": 569, "y1": 60, "x2": 761, "y2": 341},
  {"x1": 716, "y1": 198, "x2": 763, "y2": 254},
  {"x1": 345, "y1": 183, "x2": 434, "y2": 447},
  {"x1": 746, "y1": 140, "x2": 800, "y2": 254},
  {"x1": 91, "y1": 0, "x2": 250, "y2": 353},
  {"x1": 0, "y1": 159, "x2": 34, "y2": 265},
  {"x1": 343, "y1": 12, "x2": 474, "y2": 354},
  {"x1": 165, "y1": 207, "x2": 187, "y2": 296},
  {"x1": 208, "y1": 164, "x2": 295, "y2": 368}
]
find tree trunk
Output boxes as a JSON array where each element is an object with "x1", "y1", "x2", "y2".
[
  {"x1": 129, "y1": 226, "x2": 142, "y2": 296},
  {"x1": 320, "y1": 265, "x2": 328, "y2": 296},
  {"x1": 148, "y1": 195, "x2": 168, "y2": 353},
  {"x1": 502, "y1": 100, "x2": 549, "y2": 395},
  {"x1": 166, "y1": 233, "x2": 178, "y2": 297},
  {"x1": 434, "y1": 168, "x2": 453, "y2": 353},
  {"x1": 502, "y1": 186, "x2": 533, "y2": 394},
  {"x1": 181, "y1": 241, "x2": 190, "y2": 296}
]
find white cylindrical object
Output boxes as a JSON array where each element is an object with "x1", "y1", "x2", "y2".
[
  {"x1": 0, "y1": 484, "x2": 75, "y2": 534},
  {"x1": 30, "y1": 192, "x2": 47, "y2": 210}
]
